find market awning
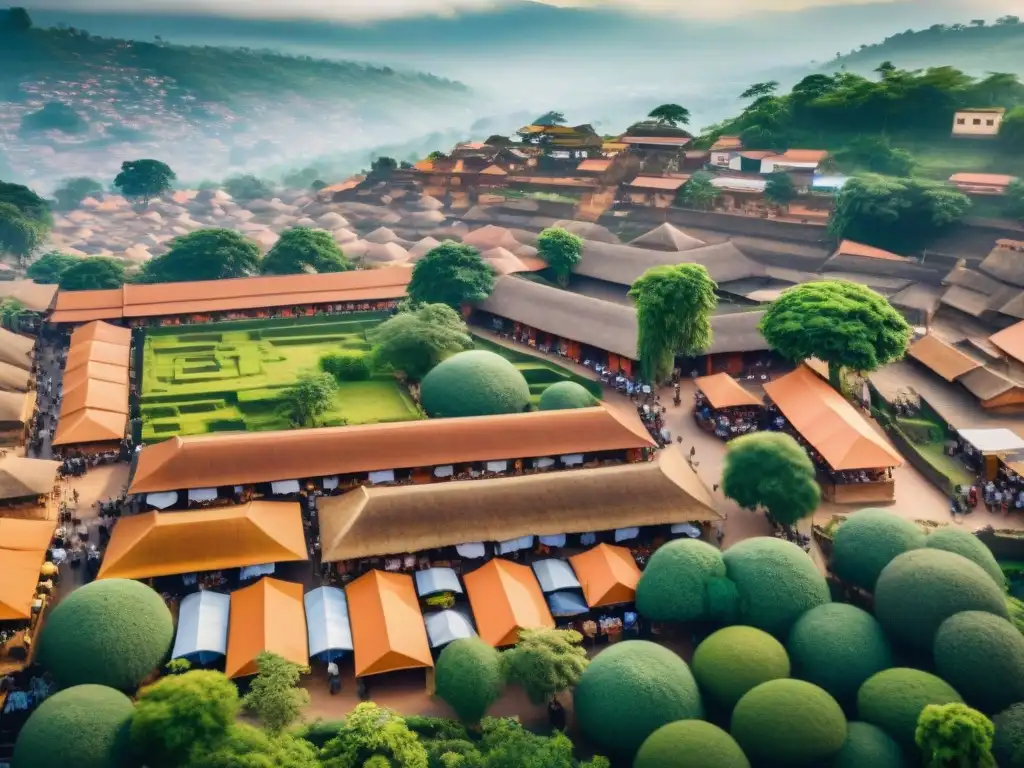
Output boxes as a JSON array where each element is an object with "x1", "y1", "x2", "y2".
[
  {"x1": 548, "y1": 591, "x2": 590, "y2": 617},
  {"x1": 345, "y1": 570, "x2": 433, "y2": 677},
  {"x1": 569, "y1": 544, "x2": 642, "y2": 609},
  {"x1": 695, "y1": 373, "x2": 761, "y2": 409},
  {"x1": 304, "y1": 586, "x2": 353, "y2": 662},
  {"x1": 464, "y1": 559, "x2": 555, "y2": 647},
  {"x1": 0, "y1": 518, "x2": 54, "y2": 621},
  {"x1": 958, "y1": 428, "x2": 1024, "y2": 456},
  {"x1": 531, "y1": 559, "x2": 581, "y2": 594},
  {"x1": 424, "y1": 609, "x2": 476, "y2": 649},
  {"x1": 225, "y1": 577, "x2": 307, "y2": 678},
  {"x1": 456, "y1": 542, "x2": 486, "y2": 559},
  {"x1": 171, "y1": 590, "x2": 229, "y2": 663},
  {"x1": 414, "y1": 568, "x2": 463, "y2": 597}
]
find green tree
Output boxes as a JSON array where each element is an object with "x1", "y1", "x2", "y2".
[
  {"x1": 222, "y1": 174, "x2": 274, "y2": 201},
  {"x1": 408, "y1": 241, "x2": 495, "y2": 309},
  {"x1": 996, "y1": 15, "x2": 1020, "y2": 25},
  {"x1": 426, "y1": 150, "x2": 448, "y2": 161},
  {"x1": 764, "y1": 172, "x2": 798, "y2": 206},
  {"x1": 368, "y1": 302, "x2": 473, "y2": 380},
  {"x1": 1008, "y1": 180, "x2": 1024, "y2": 221},
  {"x1": 241, "y1": 652, "x2": 310, "y2": 735},
  {"x1": 0, "y1": 298, "x2": 26, "y2": 330},
  {"x1": 140, "y1": 228, "x2": 262, "y2": 283},
  {"x1": 20, "y1": 102, "x2": 87, "y2": 135},
  {"x1": 501, "y1": 628, "x2": 588, "y2": 706},
  {"x1": 278, "y1": 371, "x2": 337, "y2": 428},
  {"x1": 369, "y1": 156, "x2": 398, "y2": 179},
  {"x1": 435, "y1": 637, "x2": 505, "y2": 724},
  {"x1": 0, "y1": 181, "x2": 50, "y2": 224},
  {"x1": 676, "y1": 171, "x2": 720, "y2": 211},
  {"x1": 320, "y1": 703, "x2": 429, "y2": 768},
  {"x1": 319, "y1": 351, "x2": 371, "y2": 382},
  {"x1": 1003, "y1": 107, "x2": 1024, "y2": 154},
  {"x1": 52, "y1": 177, "x2": 103, "y2": 211},
  {"x1": 835, "y1": 137, "x2": 915, "y2": 176},
  {"x1": 740, "y1": 81, "x2": 780, "y2": 100},
  {"x1": 721, "y1": 432, "x2": 820, "y2": 534},
  {"x1": 0, "y1": 202, "x2": 43, "y2": 262},
  {"x1": 58, "y1": 257, "x2": 126, "y2": 291},
  {"x1": 647, "y1": 104, "x2": 691, "y2": 127},
  {"x1": 190, "y1": 725, "x2": 320, "y2": 768},
  {"x1": 27, "y1": 251, "x2": 78, "y2": 284},
  {"x1": 537, "y1": 227, "x2": 583, "y2": 287},
  {"x1": 759, "y1": 280, "x2": 911, "y2": 389},
  {"x1": 534, "y1": 111, "x2": 567, "y2": 126},
  {"x1": 3, "y1": 7, "x2": 33, "y2": 31},
  {"x1": 130, "y1": 670, "x2": 240, "y2": 767},
  {"x1": 916, "y1": 703, "x2": 996, "y2": 768},
  {"x1": 479, "y1": 717, "x2": 593, "y2": 768},
  {"x1": 261, "y1": 227, "x2": 352, "y2": 275},
  {"x1": 628, "y1": 263, "x2": 718, "y2": 383},
  {"x1": 113, "y1": 159, "x2": 176, "y2": 205}
]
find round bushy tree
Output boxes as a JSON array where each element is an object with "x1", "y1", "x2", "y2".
[
  {"x1": 573, "y1": 640, "x2": 703, "y2": 759},
  {"x1": 873, "y1": 549, "x2": 1009, "y2": 652},
  {"x1": 786, "y1": 603, "x2": 892, "y2": 705},
  {"x1": 925, "y1": 527, "x2": 1005, "y2": 589},
  {"x1": 13, "y1": 685, "x2": 134, "y2": 768},
  {"x1": 994, "y1": 704, "x2": 1024, "y2": 768},
  {"x1": 537, "y1": 381, "x2": 597, "y2": 411},
  {"x1": 731, "y1": 679, "x2": 847, "y2": 767},
  {"x1": 419, "y1": 350, "x2": 531, "y2": 418},
  {"x1": 635, "y1": 720, "x2": 750, "y2": 768},
  {"x1": 857, "y1": 668, "x2": 962, "y2": 750},
  {"x1": 634, "y1": 539, "x2": 726, "y2": 623},
  {"x1": 722, "y1": 537, "x2": 830, "y2": 637},
  {"x1": 434, "y1": 638, "x2": 504, "y2": 723},
  {"x1": 38, "y1": 578, "x2": 174, "y2": 691},
  {"x1": 831, "y1": 722, "x2": 908, "y2": 768},
  {"x1": 934, "y1": 611, "x2": 1024, "y2": 714},
  {"x1": 830, "y1": 508, "x2": 925, "y2": 592},
  {"x1": 692, "y1": 626, "x2": 790, "y2": 712}
]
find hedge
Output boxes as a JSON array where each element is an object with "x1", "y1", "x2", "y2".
[
  {"x1": 434, "y1": 638, "x2": 504, "y2": 723},
  {"x1": 873, "y1": 549, "x2": 1009, "y2": 652},
  {"x1": 857, "y1": 668, "x2": 962, "y2": 750},
  {"x1": 786, "y1": 603, "x2": 893, "y2": 705},
  {"x1": 994, "y1": 704, "x2": 1024, "y2": 768},
  {"x1": 722, "y1": 537, "x2": 830, "y2": 637},
  {"x1": 730, "y1": 679, "x2": 847, "y2": 767},
  {"x1": 38, "y1": 579, "x2": 174, "y2": 691},
  {"x1": 320, "y1": 351, "x2": 372, "y2": 382},
  {"x1": 573, "y1": 640, "x2": 703, "y2": 759},
  {"x1": 634, "y1": 720, "x2": 750, "y2": 768},
  {"x1": 692, "y1": 626, "x2": 790, "y2": 712},
  {"x1": 419, "y1": 350, "x2": 531, "y2": 418},
  {"x1": 634, "y1": 539, "x2": 726, "y2": 623},
  {"x1": 925, "y1": 527, "x2": 1006, "y2": 589},
  {"x1": 537, "y1": 381, "x2": 597, "y2": 411},
  {"x1": 933, "y1": 611, "x2": 1024, "y2": 715},
  {"x1": 13, "y1": 685, "x2": 134, "y2": 768},
  {"x1": 830, "y1": 508, "x2": 926, "y2": 592},
  {"x1": 830, "y1": 721, "x2": 908, "y2": 768}
]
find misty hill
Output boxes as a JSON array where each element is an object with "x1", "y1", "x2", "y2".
[{"x1": 828, "y1": 16, "x2": 1024, "y2": 76}]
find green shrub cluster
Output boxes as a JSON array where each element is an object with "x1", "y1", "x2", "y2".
[
  {"x1": 635, "y1": 721, "x2": 750, "y2": 768},
  {"x1": 537, "y1": 381, "x2": 597, "y2": 411},
  {"x1": 831, "y1": 721, "x2": 907, "y2": 768},
  {"x1": 830, "y1": 508, "x2": 926, "y2": 591},
  {"x1": 420, "y1": 350, "x2": 531, "y2": 418},
  {"x1": 857, "y1": 668, "x2": 961, "y2": 750},
  {"x1": 933, "y1": 611, "x2": 1024, "y2": 714},
  {"x1": 635, "y1": 539, "x2": 726, "y2": 623},
  {"x1": 320, "y1": 351, "x2": 372, "y2": 382},
  {"x1": 994, "y1": 703, "x2": 1024, "y2": 768},
  {"x1": 925, "y1": 527, "x2": 1006, "y2": 589},
  {"x1": 434, "y1": 638, "x2": 504, "y2": 723},
  {"x1": 692, "y1": 626, "x2": 790, "y2": 712}
]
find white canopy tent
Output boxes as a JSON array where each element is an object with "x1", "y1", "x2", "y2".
[
  {"x1": 539, "y1": 534, "x2": 566, "y2": 548},
  {"x1": 485, "y1": 460, "x2": 508, "y2": 473},
  {"x1": 433, "y1": 465, "x2": 454, "y2": 478},
  {"x1": 171, "y1": 591, "x2": 230, "y2": 663},
  {"x1": 304, "y1": 586, "x2": 353, "y2": 662},
  {"x1": 532, "y1": 559, "x2": 581, "y2": 594},
  {"x1": 415, "y1": 568, "x2": 463, "y2": 597},
  {"x1": 369, "y1": 470, "x2": 395, "y2": 485},
  {"x1": 560, "y1": 454, "x2": 584, "y2": 467},
  {"x1": 615, "y1": 527, "x2": 640, "y2": 542},
  {"x1": 548, "y1": 591, "x2": 590, "y2": 617},
  {"x1": 424, "y1": 610, "x2": 476, "y2": 649},
  {"x1": 239, "y1": 563, "x2": 275, "y2": 581},
  {"x1": 322, "y1": 476, "x2": 340, "y2": 490},
  {"x1": 497, "y1": 535, "x2": 534, "y2": 555},
  {"x1": 671, "y1": 523, "x2": 702, "y2": 538},
  {"x1": 145, "y1": 491, "x2": 178, "y2": 509},
  {"x1": 958, "y1": 428, "x2": 1024, "y2": 456}
]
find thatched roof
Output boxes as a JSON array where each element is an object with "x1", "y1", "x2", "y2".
[
  {"x1": 958, "y1": 366, "x2": 1020, "y2": 401},
  {"x1": 0, "y1": 390, "x2": 31, "y2": 427},
  {"x1": 575, "y1": 241, "x2": 764, "y2": 287},
  {"x1": 0, "y1": 327, "x2": 34, "y2": 372},
  {"x1": 627, "y1": 223, "x2": 706, "y2": 252},
  {"x1": 0, "y1": 362, "x2": 30, "y2": 393},
  {"x1": 0, "y1": 455, "x2": 60, "y2": 499},
  {"x1": 0, "y1": 280, "x2": 58, "y2": 312},
  {"x1": 551, "y1": 220, "x2": 620, "y2": 244},
  {"x1": 320, "y1": 450, "x2": 720, "y2": 562},
  {"x1": 979, "y1": 242, "x2": 1024, "y2": 288}
]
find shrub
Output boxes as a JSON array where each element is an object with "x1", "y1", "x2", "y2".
[
  {"x1": 635, "y1": 539, "x2": 726, "y2": 623},
  {"x1": 830, "y1": 508, "x2": 926, "y2": 591},
  {"x1": 635, "y1": 720, "x2": 751, "y2": 768},
  {"x1": 873, "y1": 549, "x2": 1009, "y2": 652},
  {"x1": 38, "y1": 578, "x2": 174, "y2": 691},
  {"x1": 934, "y1": 611, "x2": 1024, "y2": 714},
  {"x1": 537, "y1": 381, "x2": 598, "y2": 411},
  {"x1": 573, "y1": 640, "x2": 703, "y2": 759},
  {"x1": 994, "y1": 704, "x2": 1024, "y2": 768},
  {"x1": 722, "y1": 537, "x2": 830, "y2": 637},
  {"x1": 320, "y1": 351, "x2": 372, "y2": 382},
  {"x1": 434, "y1": 638, "x2": 504, "y2": 723},
  {"x1": 730, "y1": 679, "x2": 847, "y2": 767},
  {"x1": 295, "y1": 719, "x2": 347, "y2": 749},
  {"x1": 419, "y1": 350, "x2": 531, "y2": 418},
  {"x1": 925, "y1": 527, "x2": 1005, "y2": 589},
  {"x1": 831, "y1": 721, "x2": 908, "y2": 768},
  {"x1": 692, "y1": 626, "x2": 790, "y2": 712},
  {"x1": 13, "y1": 685, "x2": 134, "y2": 768},
  {"x1": 786, "y1": 603, "x2": 892, "y2": 705},
  {"x1": 857, "y1": 668, "x2": 962, "y2": 749}
]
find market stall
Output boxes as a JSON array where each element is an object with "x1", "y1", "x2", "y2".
[
  {"x1": 693, "y1": 373, "x2": 762, "y2": 440},
  {"x1": 464, "y1": 559, "x2": 554, "y2": 647},
  {"x1": 225, "y1": 577, "x2": 307, "y2": 678},
  {"x1": 304, "y1": 586, "x2": 353, "y2": 663},
  {"x1": 345, "y1": 570, "x2": 433, "y2": 679},
  {"x1": 171, "y1": 590, "x2": 229, "y2": 665}
]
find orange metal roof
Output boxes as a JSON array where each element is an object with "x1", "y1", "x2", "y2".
[
  {"x1": 129, "y1": 406, "x2": 656, "y2": 493},
  {"x1": 765, "y1": 149, "x2": 829, "y2": 164},
  {"x1": 51, "y1": 408, "x2": 127, "y2": 446},
  {"x1": 907, "y1": 335, "x2": 983, "y2": 382},
  {"x1": 763, "y1": 366, "x2": 903, "y2": 471},
  {"x1": 69, "y1": 321, "x2": 131, "y2": 347},
  {"x1": 97, "y1": 502, "x2": 308, "y2": 580},
  {"x1": 834, "y1": 240, "x2": 905, "y2": 262},
  {"x1": 65, "y1": 340, "x2": 129, "y2": 371},
  {"x1": 505, "y1": 176, "x2": 598, "y2": 188},
  {"x1": 60, "y1": 379, "x2": 129, "y2": 416},
  {"x1": 628, "y1": 176, "x2": 687, "y2": 191},
  {"x1": 569, "y1": 543, "x2": 641, "y2": 608},
  {"x1": 711, "y1": 136, "x2": 743, "y2": 151},
  {"x1": 0, "y1": 518, "x2": 54, "y2": 621},
  {"x1": 345, "y1": 570, "x2": 433, "y2": 677},
  {"x1": 480, "y1": 165, "x2": 508, "y2": 176},
  {"x1": 621, "y1": 136, "x2": 691, "y2": 147},
  {"x1": 464, "y1": 559, "x2": 554, "y2": 647},
  {"x1": 694, "y1": 373, "x2": 761, "y2": 409},
  {"x1": 991, "y1": 321, "x2": 1024, "y2": 366},
  {"x1": 225, "y1": 578, "x2": 307, "y2": 678},
  {"x1": 62, "y1": 361, "x2": 129, "y2": 388},
  {"x1": 577, "y1": 159, "x2": 613, "y2": 173},
  {"x1": 950, "y1": 173, "x2": 1015, "y2": 186}
]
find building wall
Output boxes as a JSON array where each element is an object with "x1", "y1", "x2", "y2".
[
  {"x1": 609, "y1": 206, "x2": 828, "y2": 245},
  {"x1": 953, "y1": 111, "x2": 1003, "y2": 137}
]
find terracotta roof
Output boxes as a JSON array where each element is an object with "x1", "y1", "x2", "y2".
[
  {"x1": 834, "y1": 240, "x2": 906, "y2": 262},
  {"x1": 711, "y1": 136, "x2": 743, "y2": 151},
  {"x1": 979, "y1": 241, "x2": 1024, "y2": 288},
  {"x1": 51, "y1": 408, "x2": 126, "y2": 446},
  {"x1": 345, "y1": 570, "x2": 432, "y2": 677},
  {"x1": 991, "y1": 321, "x2": 1024, "y2": 366},
  {"x1": 907, "y1": 335, "x2": 983, "y2": 382},
  {"x1": 318, "y1": 450, "x2": 720, "y2": 563},
  {"x1": 602, "y1": 142, "x2": 628, "y2": 152},
  {"x1": 569, "y1": 543, "x2": 641, "y2": 608},
  {"x1": 0, "y1": 455, "x2": 60, "y2": 500},
  {"x1": 480, "y1": 165, "x2": 508, "y2": 176},
  {"x1": 764, "y1": 366, "x2": 903, "y2": 470},
  {"x1": 60, "y1": 378, "x2": 128, "y2": 416},
  {"x1": 958, "y1": 366, "x2": 1020, "y2": 401},
  {"x1": 505, "y1": 176, "x2": 598, "y2": 188},
  {"x1": 621, "y1": 136, "x2": 691, "y2": 147},
  {"x1": 695, "y1": 373, "x2": 761, "y2": 409},
  {"x1": 0, "y1": 281, "x2": 59, "y2": 313},
  {"x1": 97, "y1": 502, "x2": 308, "y2": 580},
  {"x1": 765, "y1": 149, "x2": 829, "y2": 164},
  {"x1": 0, "y1": 518, "x2": 55, "y2": 621},
  {"x1": 49, "y1": 288, "x2": 123, "y2": 323},
  {"x1": 129, "y1": 406, "x2": 656, "y2": 494},
  {"x1": 69, "y1": 321, "x2": 131, "y2": 347},
  {"x1": 949, "y1": 173, "x2": 1015, "y2": 187},
  {"x1": 62, "y1": 361, "x2": 129, "y2": 388},
  {"x1": 577, "y1": 159, "x2": 612, "y2": 173},
  {"x1": 465, "y1": 559, "x2": 554, "y2": 647},
  {"x1": 412, "y1": 160, "x2": 435, "y2": 172},
  {"x1": 0, "y1": 327, "x2": 34, "y2": 372},
  {"x1": 628, "y1": 176, "x2": 687, "y2": 191},
  {"x1": 317, "y1": 176, "x2": 366, "y2": 196},
  {"x1": 225, "y1": 578, "x2": 307, "y2": 678}
]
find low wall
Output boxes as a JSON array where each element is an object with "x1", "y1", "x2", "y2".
[
  {"x1": 884, "y1": 422, "x2": 956, "y2": 496},
  {"x1": 823, "y1": 480, "x2": 895, "y2": 505},
  {"x1": 608, "y1": 207, "x2": 829, "y2": 245}
]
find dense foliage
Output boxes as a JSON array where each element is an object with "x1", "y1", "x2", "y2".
[
  {"x1": 58, "y1": 256, "x2": 126, "y2": 290},
  {"x1": 140, "y1": 228, "x2": 262, "y2": 283},
  {"x1": 278, "y1": 371, "x2": 338, "y2": 428},
  {"x1": 242, "y1": 653, "x2": 310, "y2": 734},
  {"x1": 858, "y1": 668, "x2": 962, "y2": 749},
  {"x1": 20, "y1": 100, "x2": 87, "y2": 134},
  {"x1": 0, "y1": 180, "x2": 51, "y2": 260},
  {"x1": 319, "y1": 703, "x2": 428, "y2": 768},
  {"x1": 831, "y1": 721, "x2": 907, "y2": 768},
  {"x1": 52, "y1": 176, "x2": 103, "y2": 210},
  {"x1": 319, "y1": 351, "x2": 371, "y2": 382},
  {"x1": 408, "y1": 241, "x2": 495, "y2": 309},
  {"x1": 223, "y1": 174, "x2": 275, "y2": 202},
  {"x1": 26, "y1": 249, "x2": 77, "y2": 283},
  {"x1": 537, "y1": 381, "x2": 597, "y2": 411},
  {"x1": 634, "y1": 539, "x2": 726, "y2": 623},
  {"x1": 536, "y1": 227, "x2": 583, "y2": 287},
  {"x1": 434, "y1": 638, "x2": 505, "y2": 723},
  {"x1": 419, "y1": 350, "x2": 531, "y2": 418},
  {"x1": 933, "y1": 611, "x2": 1024, "y2": 715},
  {"x1": 916, "y1": 703, "x2": 995, "y2": 768},
  {"x1": 634, "y1": 721, "x2": 750, "y2": 768},
  {"x1": 368, "y1": 303, "x2": 473, "y2": 380},
  {"x1": 925, "y1": 527, "x2": 1006, "y2": 589},
  {"x1": 830, "y1": 508, "x2": 927, "y2": 591},
  {"x1": 994, "y1": 703, "x2": 1024, "y2": 768},
  {"x1": 691, "y1": 626, "x2": 790, "y2": 712},
  {"x1": 113, "y1": 159, "x2": 176, "y2": 205},
  {"x1": 501, "y1": 628, "x2": 588, "y2": 705},
  {"x1": 261, "y1": 227, "x2": 352, "y2": 275}
]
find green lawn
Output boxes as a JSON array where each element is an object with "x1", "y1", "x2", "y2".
[
  {"x1": 471, "y1": 335, "x2": 603, "y2": 407},
  {"x1": 140, "y1": 314, "x2": 420, "y2": 440}
]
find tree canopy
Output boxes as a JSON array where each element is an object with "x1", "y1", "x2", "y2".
[
  {"x1": 916, "y1": 703, "x2": 996, "y2": 768},
  {"x1": 368, "y1": 302, "x2": 473, "y2": 380},
  {"x1": 675, "y1": 171, "x2": 720, "y2": 210},
  {"x1": 1003, "y1": 107, "x2": 1024, "y2": 153},
  {"x1": 628, "y1": 263, "x2": 717, "y2": 382},
  {"x1": 52, "y1": 177, "x2": 103, "y2": 211},
  {"x1": 113, "y1": 159, "x2": 176, "y2": 205},
  {"x1": 0, "y1": 201, "x2": 43, "y2": 260},
  {"x1": 501, "y1": 628, "x2": 589, "y2": 705},
  {"x1": 222, "y1": 174, "x2": 275, "y2": 202},
  {"x1": 319, "y1": 703, "x2": 429, "y2": 768},
  {"x1": 242, "y1": 653, "x2": 310, "y2": 735},
  {"x1": 0, "y1": 180, "x2": 50, "y2": 224},
  {"x1": 1007, "y1": 178, "x2": 1024, "y2": 223},
  {"x1": 278, "y1": 371, "x2": 337, "y2": 428},
  {"x1": 58, "y1": 257, "x2": 126, "y2": 291},
  {"x1": 140, "y1": 228, "x2": 262, "y2": 283},
  {"x1": 407, "y1": 241, "x2": 495, "y2": 309},
  {"x1": 26, "y1": 250, "x2": 77, "y2": 283},
  {"x1": 759, "y1": 280, "x2": 911, "y2": 388},
  {"x1": 834, "y1": 137, "x2": 916, "y2": 176},
  {"x1": 434, "y1": 638, "x2": 505, "y2": 723},
  {"x1": 537, "y1": 226, "x2": 583, "y2": 287},
  {"x1": 764, "y1": 172, "x2": 798, "y2": 206},
  {"x1": 648, "y1": 103, "x2": 691, "y2": 126},
  {"x1": 534, "y1": 111, "x2": 567, "y2": 126},
  {"x1": 261, "y1": 227, "x2": 352, "y2": 275}
]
